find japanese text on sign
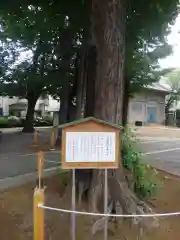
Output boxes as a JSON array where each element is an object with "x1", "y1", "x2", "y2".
[{"x1": 65, "y1": 132, "x2": 116, "y2": 163}]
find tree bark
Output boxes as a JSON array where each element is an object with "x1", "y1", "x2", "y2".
[
  {"x1": 92, "y1": 0, "x2": 125, "y2": 123},
  {"x1": 122, "y1": 77, "x2": 130, "y2": 126},
  {"x1": 84, "y1": 45, "x2": 97, "y2": 117},
  {"x1": 56, "y1": 81, "x2": 69, "y2": 146},
  {"x1": 67, "y1": 49, "x2": 86, "y2": 121},
  {"x1": 75, "y1": 48, "x2": 86, "y2": 119},
  {"x1": 90, "y1": 0, "x2": 125, "y2": 211},
  {"x1": 59, "y1": 85, "x2": 69, "y2": 125},
  {"x1": 22, "y1": 92, "x2": 38, "y2": 133},
  {"x1": 76, "y1": 44, "x2": 97, "y2": 204}
]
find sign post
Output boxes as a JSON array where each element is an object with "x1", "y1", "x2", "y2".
[
  {"x1": 104, "y1": 169, "x2": 108, "y2": 240},
  {"x1": 72, "y1": 169, "x2": 76, "y2": 240},
  {"x1": 60, "y1": 117, "x2": 121, "y2": 240}
]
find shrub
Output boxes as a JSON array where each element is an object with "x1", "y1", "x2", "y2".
[
  {"x1": 0, "y1": 116, "x2": 22, "y2": 127},
  {"x1": 43, "y1": 115, "x2": 53, "y2": 123},
  {"x1": 8, "y1": 116, "x2": 21, "y2": 126},
  {"x1": 122, "y1": 126, "x2": 159, "y2": 200},
  {"x1": 0, "y1": 115, "x2": 53, "y2": 128},
  {"x1": 0, "y1": 116, "x2": 8, "y2": 125}
]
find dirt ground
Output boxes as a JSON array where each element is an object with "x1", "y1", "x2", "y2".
[
  {"x1": 133, "y1": 125, "x2": 180, "y2": 138},
  {"x1": 1, "y1": 170, "x2": 180, "y2": 240}
]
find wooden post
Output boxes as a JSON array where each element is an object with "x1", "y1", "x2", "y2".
[
  {"x1": 33, "y1": 188, "x2": 44, "y2": 240},
  {"x1": 50, "y1": 131, "x2": 55, "y2": 150},
  {"x1": 104, "y1": 169, "x2": 108, "y2": 240},
  {"x1": 71, "y1": 169, "x2": 76, "y2": 240},
  {"x1": 34, "y1": 128, "x2": 38, "y2": 146}
]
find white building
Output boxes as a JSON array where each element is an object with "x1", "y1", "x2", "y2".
[
  {"x1": 0, "y1": 95, "x2": 60, "y2": 117},
  {"x1": 128, "y1": 83, "x2": 170, "y2": 125},
  {"x1": 0, "y1": 82, "x2": 169, "y2": 125}
]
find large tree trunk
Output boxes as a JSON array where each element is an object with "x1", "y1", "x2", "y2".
[
  {"x1": 81, "y1": 0, "x2": 156, "y2": 231},
  {"x1": 84, "y1": 45, "x2": 97, "y2": 117},
  {"x1": 67, "y1": 45, "x2": 89, "y2": 122},
  {"x1": 56, "y1": 79, "x2": 69, "y2": 146},
  {"x1": 75, "y1": 44, "x2": 97, "y2": 203},
  {"x1": 59, "y1": 84, "x2": 69, "y2": 125},
  {"x1": 22, "y1": 92, "x2": 38, "y2": 133},
  {"x1": 122, "y1": 77, "x2": 130, "y2": 126},
  {"x1": 92, "y1": 0, "x2": 125, "y2": 123},
  {"x1": 165, "y1": 105, "x2": 169, "y2": 126},
  {"x1": 61, "y1": 0, "x2": 157, "y2": 233},
  {"x1": 75, "y1": 48, "x2": 86, "y2": 119},
  {"x1": 90, "y1": 0, "x2": 125, "y2": 213},
  {"x1": 67, "y1": 49, "x2": 86, "y2": 121}
]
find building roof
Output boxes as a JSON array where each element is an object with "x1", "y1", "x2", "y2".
[
  {"x1": 146, "y1": 82, "x2": 171, "y2": 93},
  {"x1": 59, "y1": 116, "x2": 122, "y2": 129}
]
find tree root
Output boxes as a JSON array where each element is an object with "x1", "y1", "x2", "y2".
[
  {"x1": 89, "y1": 169, "x2": 159, "y2": 235},
  {"x1": 62, "y1": 169, "x2": 159, "y2": 236}
]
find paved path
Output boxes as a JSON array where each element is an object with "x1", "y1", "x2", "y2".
[
  {"x1": 0, "y1": 126, "x2": 52, "y2": 134},
  {"x1": 0, "y1": 151, "x2": 60, "y2": 179},
  {"x1": 139, "y1": 137, "x2": 180, "y2": 176},
  {"x1": 0, "y1": 128, "x2": 60, "y2": 180},
  {"x1": 0, "y1": 128, "x2": 52, "y2": 155},
  {"x1": 1, "y1": 129, "x2": 180, "y2": 180}
]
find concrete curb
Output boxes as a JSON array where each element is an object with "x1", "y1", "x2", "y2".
[{"x1": 0, "y1": 167, "x2": 61, "y2": 191}]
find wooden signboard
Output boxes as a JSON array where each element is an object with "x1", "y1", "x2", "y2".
[{"x1": 61, "y1": 117, "x2": 121, "y2": 169}]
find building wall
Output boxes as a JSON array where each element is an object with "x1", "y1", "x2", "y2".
[
  {"x1": 1, "y1": 90, "x2": 166, "y2": 124},
  {"x1": 0, "y1": 96, "x2": 10, "y2": 116},
  {"x1": 128, "y1": 90, "x2": 166, "y2": 125},
  {"x1": 0, "y1": 95, "x2": 60, "y2": 117}
]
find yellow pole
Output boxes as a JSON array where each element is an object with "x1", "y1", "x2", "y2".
[
  {"x1": 34, "y1": 150, "x2": 45, "y2": 240},
  {"x1": 34, "y1": 128, "x2": 38, "y2": 146},
  {"x1": 50, "y1": 131, "x2": 55, "y2": 150},
  {"x1": 38, "y1": 151, "x2": 44, "y2": 188},
  {"x1": 54, "y1": 126, "x2": 58, "y2": 140},
  {"x1": 33, "y1": 187, "x2": 44, "y2": 240}
]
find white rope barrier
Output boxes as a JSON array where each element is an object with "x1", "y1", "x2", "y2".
[{"x1": 38, "y1": 203, "x2": 180, "y2": 218}]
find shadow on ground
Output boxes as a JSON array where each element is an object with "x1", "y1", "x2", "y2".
[{"x1": 0, "y1": 129, "x2": 53, "y2": 155}]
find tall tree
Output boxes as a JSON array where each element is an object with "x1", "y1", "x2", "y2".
[
  {"x1": 122, "y1": 43, "x2": 173, "y2": 125},
  {"x1": 0, "y1": 4, "x2": 81, "y2": 131},
  {"x1": 78, "y1": 0, "x2": 180, "y2": 226},
  {"x1": 163, "y1": 69, "x2": 180, "y2": 125}
]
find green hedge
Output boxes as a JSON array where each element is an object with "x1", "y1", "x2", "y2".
[{"x1": 0, "y1": 116, "x2": 53, "y2": 128}]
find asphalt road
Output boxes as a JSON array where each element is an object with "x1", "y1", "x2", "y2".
[
  {"x1": 139, "y1": 137, "x2": 180, "y2": 176},
  {"x1": 1, "y1": 129, "x2": 180, "y2": 179},
  {"x1": 0, "y1": 151, "x2": 60, "y2": 179},
  {"x1": 0, "y1": 128, "x2": 60, "y2": 179}
]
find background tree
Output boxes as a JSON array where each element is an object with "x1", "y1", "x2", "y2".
[
  {"x1": 163, "y1": 69, "x2": 180, "y2": 125},
  {"x1": 0, "y1": 1, "x2": 177, "y2": 127},
  {"x1": 123, "y1": 43, "x2": 173, "y2": 125},
  {"x1": 0, "y1": 4, "x2": 82, "y2": 131}
]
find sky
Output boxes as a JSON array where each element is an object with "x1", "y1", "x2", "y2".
[{"x1": 159, "y1": 15, "x2": 180, "y2": 69}]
